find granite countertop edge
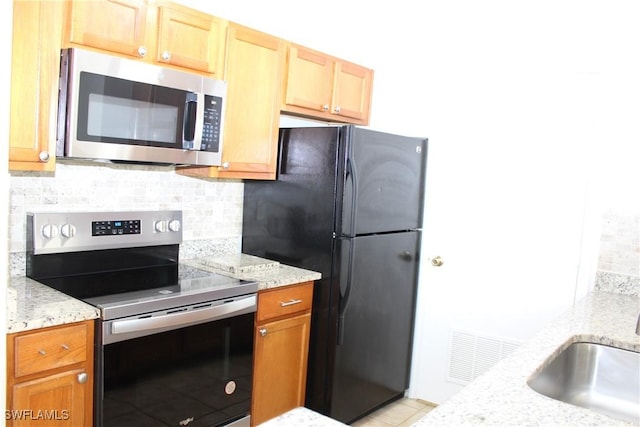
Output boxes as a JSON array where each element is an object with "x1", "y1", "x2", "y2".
[
  {"x1": 182, "y1": 256, "x2": 322, "y2": 290},
  {"x1": 7, "y1": 254, "x2": 321, "y2": 334},
  {"x1": 257, "y1": 406, "x2": 348, "y2": 427},
  {"x1": 411, "y1": 291, "x2": 640, "y2": 426},
  {"x1": 7, "y1": 277, "x2": 101, "y2": 335}
]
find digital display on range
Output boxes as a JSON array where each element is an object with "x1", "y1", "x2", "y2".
[{"x1": 92, "y1": 219, "x2": 141, "y2": 236}]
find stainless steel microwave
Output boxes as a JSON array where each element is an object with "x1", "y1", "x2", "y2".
[{"x1": 56, "y1": 48, "x2": 226, "y2": 166}]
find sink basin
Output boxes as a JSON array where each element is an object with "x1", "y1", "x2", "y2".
[{"x1": 528, "y1": 342, "x2": 640, "y2": 423}]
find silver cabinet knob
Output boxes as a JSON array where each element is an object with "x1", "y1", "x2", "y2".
[
  {"x1": 61, "y1": 344, "x2": 70, "y2": 350},
  {"x1": 38, "y1": 151, "x2": 50, "y2": 162},
  {"x1": 322, "y1": 104, "x2": 329, "y2": 112},
  {"x1": 38, "y1": 349, "x2": 46, "y2": 356},
  {"x1": 161, "y1": 50, "x2": 171, "y2": 61},
  {"x1": 333, "y1": 106, "x2": 341, "y2": 114},
  {"x1": 222, "y1": 162, "x2": 230, "y2": 170},
  {"x1": 259, "y1": 328, "x2": 267, "y2": 337},
  {"x1": 77, "y1": 373, "x2": 88, "y2": 384},
  {"x1": 137, "y1": 46, "x2": 147, "y2": 57},
  {"x1": 431, "y1": 256, "x2": 444, "y2": 267}
]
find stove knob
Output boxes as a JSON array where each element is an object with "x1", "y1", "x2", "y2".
[
  {"x1": 154, "y1": 220, "x2": 168, "y2": 233},
  {"x1": 168, "y1": 219, "x2": 181, "y2": 232},
  {"x1": 60, "y1": 223, "x2": 76, "y2": 238},
  {"x1": 41, "y1": 224, "x2": 59, "y2": 239}
]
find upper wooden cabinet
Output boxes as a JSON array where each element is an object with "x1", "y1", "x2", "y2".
[
  {"x1": 65, "y1": 0, "x2": 227, "y2": 77},
  {"x1": 9, "y1": 0, "x2": 374, "y2": 176},
  {"x1": 283, "y1": 44, "x2": 374, "y2": 125},
  {"x1": 179, "y1": 24, "x2": 285, "y2": 180},
  {"x1": 65, "y1": 0, "x2": 148, "y2": 59},
  {"x1": 155, "y1": 3, "x2": 227, "y2": 75},
  {"x1": 8, "y1": 0, "x2": 65, "y2": 171}
]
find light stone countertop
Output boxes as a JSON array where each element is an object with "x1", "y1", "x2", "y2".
[
  {"x1": 257, "y1": 406, "x2": 347, "y2": 427},
  {"x1": 182, "y1": 253, "x2": 322, "y2": 289},
  {"x1": 7, "y1": 254, "x2": 320, "y2": 334},
  {"x1": 412, "y1": 291, "x2": 640, "y2": 427},
  {"x1": 7, "y1": 277, "x2": 101, "y2": 334}
]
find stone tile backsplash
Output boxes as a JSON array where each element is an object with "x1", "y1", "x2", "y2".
[
  {"x1": 9, "y1": 161, "x2": 639, "y2": 297},
  {"x1": 595, "y1": 210, "x2": 640, "y2": 296},
  {"x1": 9, "y1": 161, "x2": 244, "y2": 275}
]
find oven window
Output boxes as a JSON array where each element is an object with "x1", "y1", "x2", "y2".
[{"x1": 101, "y1": 313, "x2": 254, "y2": 427}]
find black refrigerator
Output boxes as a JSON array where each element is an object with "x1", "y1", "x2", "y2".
[{"x1": 242, "y1": 125, "x2": 427, "y2": 424}]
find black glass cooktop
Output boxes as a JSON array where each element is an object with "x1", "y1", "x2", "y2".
[{"x1": 27, "y1": 245, "x2": 258, "y2": 320}]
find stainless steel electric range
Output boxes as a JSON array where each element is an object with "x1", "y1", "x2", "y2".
[{"x1": 26, "y1": 210, "x2": 257, "y2": 427}]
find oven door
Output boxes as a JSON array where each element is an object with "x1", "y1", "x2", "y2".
[{"x1": 95, "y1": 297, "x2": 255, "y2": 427}]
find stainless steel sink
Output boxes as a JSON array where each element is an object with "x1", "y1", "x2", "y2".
[{"x1": 528, "y1": 342, "x2": 640, "y2": 423}]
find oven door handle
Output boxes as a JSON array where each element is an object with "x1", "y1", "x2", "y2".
[{"x1": 110, "y1": 294, "x2": 257, "y2": 336}]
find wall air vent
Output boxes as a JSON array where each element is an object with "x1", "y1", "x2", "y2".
[{"x1": 447, "y1": 329, "x2": 521, "y2": 385}]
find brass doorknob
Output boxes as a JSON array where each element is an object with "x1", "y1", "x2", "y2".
[{"x1": 431, "y1": 256, "x2": 444, "y2": 267}]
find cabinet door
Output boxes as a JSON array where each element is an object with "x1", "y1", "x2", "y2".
[
  {"x1": 11, "y1": 369, "x2": 89, "y2": 427},
  {"x1": 6, "y1": 321, "x2": 95, "y2": 427},
  {"x1": 67, "y1": 0, "x2": 148, "y2": 58},
  {"x1": 251, "y1": 313, "x2": 311, "y2": 426},
  {"x1": 155, "y1": 4, "x2": 227, "y2": 76},
  {"x1": 284, "y1": 45, "x2": 333, "y2": 114},
  {"x1": 332, "y1": 61, "x2": 373, "y2": 123},
  {"x1": 9, "y1": 0, "x2": 64, "y2": 171},
  {"x1": 180, "y1": 24, "x2": 284, "y2": 180},
  {"x1": 282, "y1": 44, "x2": 373, "y2": 125}
]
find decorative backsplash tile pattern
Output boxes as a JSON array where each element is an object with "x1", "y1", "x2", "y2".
[
  {"x1": 595, "y1": 210, "x2": 640, "y2": 296},
  {"x1": 9, "y1": 161, "x2": 244, "y2": 275},
  {"x1": 9, "y1": 161, "x2": 639, "y2": 299}
]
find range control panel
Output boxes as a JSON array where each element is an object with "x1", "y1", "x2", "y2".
[
  {"x1": 92, "y1": 219, "x2": 141, "y2": 236},
  {"x1": 28, "y1": 210, "x2": 182, "y2": 255}
]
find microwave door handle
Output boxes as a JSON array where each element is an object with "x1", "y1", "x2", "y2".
[{"x1": 183, "y1": 98, "x2": 197, "y2": 147}]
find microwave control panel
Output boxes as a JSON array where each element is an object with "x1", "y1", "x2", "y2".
[{"x1": 201, "y1": 95, "x2": 223, "y2": 152}]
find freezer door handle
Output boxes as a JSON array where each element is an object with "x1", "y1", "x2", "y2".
[{"x1": 345, "y1": 157, "x2": 358, "y2": 236}]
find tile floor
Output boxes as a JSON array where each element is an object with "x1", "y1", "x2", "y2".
[{"x1": 350, "y1": 398, "x2": 437, "y2": 427}]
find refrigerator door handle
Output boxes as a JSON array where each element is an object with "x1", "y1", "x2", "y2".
[
  {"x1": 277, "y1": 128, "x2": 290, "y2": 175},
  {"x1": 337, "y1": 238, "x2": 355, "y2": 346},
  {"x1": 345, "y1": 157, "x2": 358, "y2": 236}
]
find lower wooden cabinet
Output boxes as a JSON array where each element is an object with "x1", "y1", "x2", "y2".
[
  {"x1": 251, "y1": 281, "x2": 314, "y2": 426},
  {"x1": 6, "y1": 320, "x2": 94, "y2": 427}
]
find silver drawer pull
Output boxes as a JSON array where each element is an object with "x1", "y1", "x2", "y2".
[
  {"x1": 61, "y1": 344, "x2": 70, "y2": 350},
  {"x1": 280, "y1": 299, "x2": 302, "y2": 307},
  {"x1": 38, "y1": 349, "x2": 46, "y2": 356}
]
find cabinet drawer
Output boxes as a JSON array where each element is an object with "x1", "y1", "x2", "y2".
[
  {"x1": 14, "y1": 323, "x2": 88, "y2": 378},
  {"x1": 257, "y1": 282, "x2": 313, "y2": 322}
]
